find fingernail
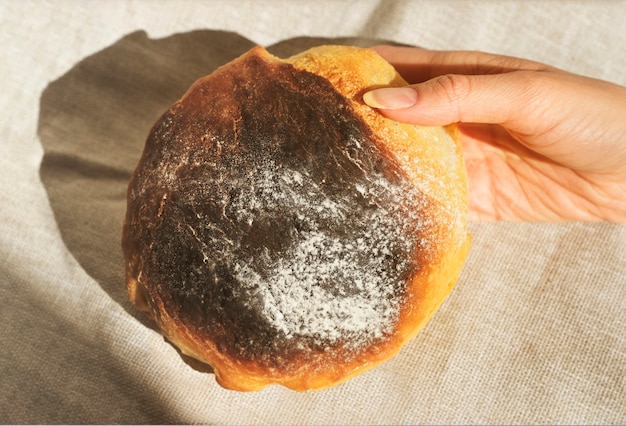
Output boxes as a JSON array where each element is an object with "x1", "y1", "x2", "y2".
[{"x1": 363, "y1": 87, "x2": 418, "y2": 110}]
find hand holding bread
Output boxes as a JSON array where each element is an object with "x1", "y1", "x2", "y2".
[{"x1": 365, "y1": 46, "x2": 626, "y2": 222}]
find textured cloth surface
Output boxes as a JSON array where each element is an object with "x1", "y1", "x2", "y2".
[{"x1": 1, "y1": 1, "x2": 625, "y2": 424}]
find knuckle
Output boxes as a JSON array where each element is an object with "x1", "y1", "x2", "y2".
[
  {"x1": 433, "y1": 74, "x2": 473, "y2": 120},
  {"x1": 437, "y1": 74, "x2": 472, "y2": 99}
]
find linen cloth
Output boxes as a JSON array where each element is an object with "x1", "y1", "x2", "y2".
[{"x1": 1, "y1": 1, "x2": 625, "y2": 424}]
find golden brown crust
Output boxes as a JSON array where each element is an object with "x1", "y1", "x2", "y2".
[{"x1": 123, "y1": 45, "x2": 470, "y2": 392}]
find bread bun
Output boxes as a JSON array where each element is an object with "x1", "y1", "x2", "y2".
[{"x1": 122, "y1": 45, "x2": 471, "y2": 391}]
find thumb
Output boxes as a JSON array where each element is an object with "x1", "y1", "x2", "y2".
[{"x1": 363, "y1": 72, "x2": 537, "y2": 128}]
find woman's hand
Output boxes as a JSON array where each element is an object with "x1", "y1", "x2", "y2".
[{"x1": 363, "y1": 46, "x2": 626, "y2": 221}]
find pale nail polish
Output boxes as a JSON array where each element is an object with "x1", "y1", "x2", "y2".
[{"x1": 363, "y1": 87, "x2": 418, "y2": 110}]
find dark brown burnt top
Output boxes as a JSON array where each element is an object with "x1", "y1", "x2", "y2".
[{"x1": 125, "y1": 50, "x2": 431, "y2": 368}]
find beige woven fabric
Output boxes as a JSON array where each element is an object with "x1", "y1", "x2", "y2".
[{"x1": 1, "y1": 1, "x2": 625, "y2": 424}]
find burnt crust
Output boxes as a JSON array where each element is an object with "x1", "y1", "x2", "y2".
[{"x1": 123, "y1": 49, "x2": 434, "y2": 374}]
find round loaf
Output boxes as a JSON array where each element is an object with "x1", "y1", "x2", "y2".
[{"x1": 122, "y1": 45, "x2": 471, "y2": 391}]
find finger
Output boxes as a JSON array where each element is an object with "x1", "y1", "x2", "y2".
[
  {"x1": 363, "y1": 70, "x2": 544, "y2": 128},
  {"x1": 364, "y1": 69, "x2": 626, "y2": 178},
  {"x1": 371, "y1": 45, "x2": 549, "y2": 83}
]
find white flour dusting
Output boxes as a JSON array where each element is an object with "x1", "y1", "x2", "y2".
[{"x1": 230, "y1": 156, "x2": 427, "y2": 349}]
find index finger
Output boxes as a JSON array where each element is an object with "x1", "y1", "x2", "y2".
[{"x1": 371, "y1": 45, "x2": 551, "y2": 83}]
